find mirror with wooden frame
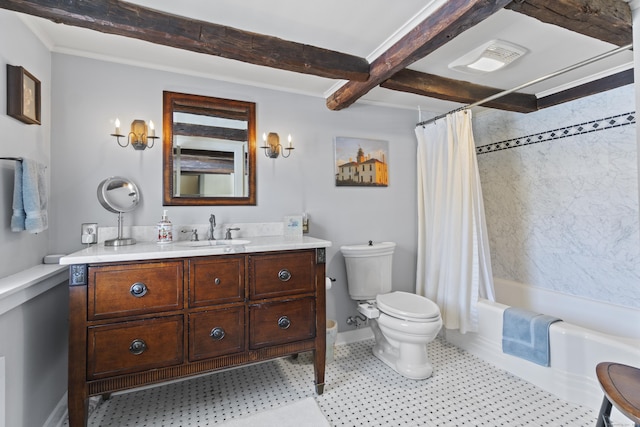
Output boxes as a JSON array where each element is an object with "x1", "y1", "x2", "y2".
[{"x1": 163, "y1": 91, "x2": 256, "y2": 205}]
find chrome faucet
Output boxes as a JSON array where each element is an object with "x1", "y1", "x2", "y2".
[
  {"x1": 182, "y1": 229, "x2": 199, "y2": 241},
  {"x1": 225, "y1": 227, "x2": 240, "y2": 240},
  {"x1": 208, "y1": 214, "x2": 216, "y2": 240}
]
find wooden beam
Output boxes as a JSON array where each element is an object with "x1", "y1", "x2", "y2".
[
  {"x1": 505, "y1": 0, "x2": 632, "y2": 46},
  {"x1": 381, "y1": 69, "x2": 538, "y2": 113},
  {"x1": 325, "y1": 0, "x2": 515, "y2": 111},
  {"x1": 536, "y1": 68, "x2": 633, "y2": 109},
  {"x1": 0, "y1": 0, "x2": 370, "y2": 81},
  {"x1": 174, "y1": 123, "x2": 247, "y2": 141}
]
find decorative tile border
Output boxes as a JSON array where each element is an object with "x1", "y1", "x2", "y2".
[{"x1": 476, "y1": 112, "x2": 636, "y2": 155}]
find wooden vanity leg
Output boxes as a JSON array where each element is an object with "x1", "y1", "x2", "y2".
[
  {"x1": 314, "y1": 348, "x2": 325, "y2": 395},
  {"x1": 314, "y1": 251, "x2": 327, "y2": 395},
  {"x1": 68, "y1": 273, "x2": 89, "y2": 426},
  {"x1": 67, "y1": 391, "x2": 88, "y2": 427}
]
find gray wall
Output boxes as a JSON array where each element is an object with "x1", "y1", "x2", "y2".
[
  {"x1": 474, "y1": 85, "x2": 640, "y2": 310},
  {"x1": 0, "y1": 11, "x2": 69, "y2": 427},
  {"x1": 0, "y1": 283, "x2": 68, "y2": 427},
  {"x1": 48, "y1": 54, "x2": 420, "y2": 330},
  {"x1": 0, "y1": 10, "x2": 52, "y2": 278}
]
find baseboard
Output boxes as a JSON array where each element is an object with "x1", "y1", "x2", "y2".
[
  {"x1": 43, "y1": 392, "x2": 67, "y2": 427},
  {"x1": 335, "y1": 326, "x2": 373, "y2": 346}
]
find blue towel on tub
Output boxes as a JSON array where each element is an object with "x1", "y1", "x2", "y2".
[{"x1": 502, "y1": 307, "x2": 561, "y2": 367}]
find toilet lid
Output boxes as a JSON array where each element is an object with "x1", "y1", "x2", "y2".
[{"x1": 376, "y1": 291, "x2": 440, "y2": 321}]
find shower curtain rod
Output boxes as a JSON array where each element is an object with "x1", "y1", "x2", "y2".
[{"x1": 416, "y1": 43, "x2": 633, "y2": 127}]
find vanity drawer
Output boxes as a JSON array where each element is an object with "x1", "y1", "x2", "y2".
[
  {"x1": 88, "y1": 261, "x2": 183, "y2": 320},
  {"x1": 249, "y1": 251, "x2": 315, "y2": 299},
  {"x1": 188, "y1": 306, "x2": 245, "y2": 361},
  {"x1": 87, "y1": 315, "x2": 183, "y2": 379},
  {"x1": 249, "y1": 297, "x2": 315, "y2": 349},
  {"x1": 189, "y1": 256, "x2": 245, "y2": 307}
]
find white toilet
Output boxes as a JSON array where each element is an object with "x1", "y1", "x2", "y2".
[{"x1": 340, "y1": 241, "x2": 442, "y2": 379}]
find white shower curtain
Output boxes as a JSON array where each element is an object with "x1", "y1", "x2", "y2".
[{"x1": 415, "y1": 110, "x2": 495, "y2": 334}]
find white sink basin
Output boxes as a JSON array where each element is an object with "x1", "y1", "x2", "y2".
[{"x1": 176, "y1": 239, "x2": 250, "y2": 247}]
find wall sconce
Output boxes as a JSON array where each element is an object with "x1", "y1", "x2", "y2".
[
  {"x1": 111, "y1": 118, "x2": 158, "y2": 150},
  {"x1": 260, "y1": 132, "x2": 294, "y2": 158}
]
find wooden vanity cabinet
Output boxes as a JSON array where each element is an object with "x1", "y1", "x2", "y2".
[{"x1": 67, "y1": 248, "x2": 326, "y2": 427}]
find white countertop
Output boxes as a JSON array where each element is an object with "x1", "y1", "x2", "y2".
[{"x1": 59, "y1": 235, "x2": 332, "y2": 265}]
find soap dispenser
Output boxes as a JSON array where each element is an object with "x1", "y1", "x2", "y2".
[{"x1": 157, "y1": 210, "x2": 173, "y2": 244}]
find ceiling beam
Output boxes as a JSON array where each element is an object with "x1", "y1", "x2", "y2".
[
  {"x1": 0, "y1": 0, "x2": 370, "y2": 81},
  {"x1": 374, "y1": 0, "x2": 633, "y2": 114},
  {"x1": 381, "y1": 70, "x2": 539, "y2": 113},
  {"x1": 536, "y1": 68, "x2": 633, "y2": 109},
  {"x1": 505, "y1": 0, "x2": 632, "y2": 47},
  {"x1": 1, "y1": 0, "x2": 631, "y2": 113},
  {"x1": 325, "y1": 0, "x2": 515, "y2": 111},
  {"x1": 383, "y1": 67, "x2": 633, "y2": 115}
]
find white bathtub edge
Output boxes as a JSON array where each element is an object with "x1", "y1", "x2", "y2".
[
  {"x1": 494, "y1": 277, "x2": 640, "y2": 340},
  {"x1": 445, "y1": 298, "x2": 638, "y2": 424},
  {"x1": 444, "y1": 327, "x2": 602, "y2": 410}
]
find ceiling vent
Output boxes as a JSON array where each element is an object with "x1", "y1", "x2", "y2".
[{"x1": 449, "y1": 40, "x2": 527, "y2": 74}]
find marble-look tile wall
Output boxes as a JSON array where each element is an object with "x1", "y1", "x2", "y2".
[{"x1": 473, "y1": 85, "x2": 640, "y2": 309}]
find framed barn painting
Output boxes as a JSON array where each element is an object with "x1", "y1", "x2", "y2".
[{"x1": 334, "y1": 136, "x2": 389, "y2": 187}]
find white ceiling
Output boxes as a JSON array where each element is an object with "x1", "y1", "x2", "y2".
[{"x1": 15, "y1": 0, "x2": 634, "y2": 116}]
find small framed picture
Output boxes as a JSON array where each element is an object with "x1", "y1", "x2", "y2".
[{"x1": 7, "y1": 64, "x2": 41, "y2": 125}]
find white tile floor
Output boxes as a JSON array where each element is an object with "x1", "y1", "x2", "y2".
[{"x1": 66, "y1": 337, "x2": 601, "y2": 426}]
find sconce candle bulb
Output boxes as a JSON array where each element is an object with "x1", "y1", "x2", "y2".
[
  {"x1": 110, "y1": 118, "x2": 158, "y2": 150},
  {"x1": 260, "y1": 131, "x2": 294, "y2": 159}
]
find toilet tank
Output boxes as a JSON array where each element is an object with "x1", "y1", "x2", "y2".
[{"x1": 340, "y1": 241, "x2": 396, "y2": 300}]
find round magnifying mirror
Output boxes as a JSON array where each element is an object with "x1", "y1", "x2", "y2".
[{"x1": 97, "y1": 176, "x2": 140, "y2": 246}]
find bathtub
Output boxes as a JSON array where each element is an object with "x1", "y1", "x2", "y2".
[{"x1": 445, "y1": 278, "x2": 640, "y2": 423}]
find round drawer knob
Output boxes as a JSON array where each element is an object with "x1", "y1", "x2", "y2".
[
  {"x1": 214, "y1": 277, "x2": 221, "y2": 285},
  {"x1": 129, "y1": 282, "x2": 148, "y2": 298},
  {"x1": 278, "y1": 269, "x2": 291, "y2": 282},
  {"x1": 129, "y1": 339, "x2": 147, "y2": 355},
  {"x1": 210, "y1": 327, "x2": 226, "y2": 340},
  {"x1": 278, "y1": 316, "x2": 291, "y2": 329}
]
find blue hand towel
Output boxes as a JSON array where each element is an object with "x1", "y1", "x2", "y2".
[
  {"x1": 10, "y1": 160, "x2": 25, "y2": 231},
  {"x1": 502, "y1": 307, "x2": 561, "y2": 367},
  {"x1": 10, "y1": 159, "x2": 48, "y2": 233}
]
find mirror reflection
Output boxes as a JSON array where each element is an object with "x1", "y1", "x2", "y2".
[{"x1": 163, "y1": 91, "x2": 256, "y2": 205}]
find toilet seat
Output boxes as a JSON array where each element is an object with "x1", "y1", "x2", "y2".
[{"x1": 376, "y1": 291, "x2": 440, "y2": 321}]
